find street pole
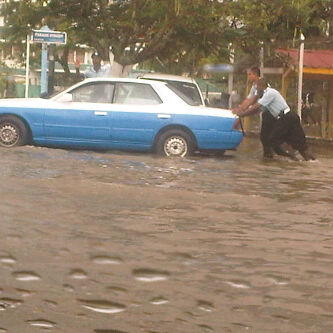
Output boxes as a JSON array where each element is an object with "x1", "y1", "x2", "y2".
[
  {"x1": 297, "y1": 33, "x2": 305, "y2": 118},
  {"x1": 228, "y1": 43, "x2": 234, "y2": 96},
  {"x1": 48, "y1": 44, "x2": 55, "y2": 95},
  {"x1": 260, "y1": 41, "x2": 264, "y2": 77},
  {"x1": 40, "y1": 25, "x2": 51, "y2": 95},
  {"x1": 25, "y1": 35, "x2": 30, "y2": 98},
  {"x1": 41, "y1": 43, "x2": 48, "y2": 95}
]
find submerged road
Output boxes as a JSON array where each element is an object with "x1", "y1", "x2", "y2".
[{"x1": 0, "y1": 137, "x2": 332, "y2": 332}]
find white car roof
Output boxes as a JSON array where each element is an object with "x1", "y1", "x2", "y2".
[
  {"x1": 139, "y1": 73, "x2": 197, "y2": 84},
  {"x1": 82, "y1": 77, "x2": 166, "y2": 85},
  {"x1": 61, "y1": 77, "x2": 167, "y2": 92}
]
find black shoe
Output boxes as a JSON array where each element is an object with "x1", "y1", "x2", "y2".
[
  {"x1": 289, "y1": 154, "x2": 300, "y2": 162},
  {"x1": 299, "y1": 149, "x2": 316, "y2": 161}
]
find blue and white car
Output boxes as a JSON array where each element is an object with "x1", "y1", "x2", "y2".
[{"x1": 0, "y1": 78, "x2": 243, "y2": 157}]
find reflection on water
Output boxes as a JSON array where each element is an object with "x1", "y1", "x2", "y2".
[{"x1": 0, "y1": 137, "x2": 332, "y2": 332}]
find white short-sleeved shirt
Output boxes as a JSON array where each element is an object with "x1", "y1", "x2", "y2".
[
  {"x1": 258, "y1": 87, "x2": 289, "y2": 118},
  {"x1": 247, "y1": 84, "x2": 257, "y2": 99},
  {"x1": 84, "y1": 64, "x2": 111, "y2": 78}
]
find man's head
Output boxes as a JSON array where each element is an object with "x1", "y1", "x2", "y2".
[
  {"x1": 91, "y1": 51, "x2": 102, "y2": 70},
  {"x1": 256, "y1": 78, "x2": 268, "y2": 93},
  {"x1": 247, "y1": 66, "x2": 260, "y2": 83}
]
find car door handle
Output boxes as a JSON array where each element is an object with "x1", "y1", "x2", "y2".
[
  {"x1": 158, "y1": 114, "x2": 171, "y2": 119},
  {"x1": 94, "y1": 111, "x2": 108, "y2": 116}
]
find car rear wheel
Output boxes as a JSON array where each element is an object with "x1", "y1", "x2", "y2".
[
  {"x1": 0, "y1": 116, "x2": 28, "y2": 148},
  {"x1": 156, "y1": 129, "x2": 194, "y2": 157}
]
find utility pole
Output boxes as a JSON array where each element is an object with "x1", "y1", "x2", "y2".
[
  {"x1": 228, "y1": 43, "x2": 234, "y2": 95},
  {"x1": 25, "y1": 35, "x2": 31, "y2": 98},
  {"x1": 297, "y1": 33, "x2": 305, "y2": 119},
  {"x1": 48, "y1": 44, "x2": 56, "y2": 95}
]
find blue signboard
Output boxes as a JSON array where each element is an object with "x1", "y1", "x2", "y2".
[{"x1": 32, "y1": 30, "x2": 67, "y2": 44}]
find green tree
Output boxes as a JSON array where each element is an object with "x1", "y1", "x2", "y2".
[
  {"x1": 47, "y1": 0, "x2": 237, "y2": 76},
  {"x1": 1, "y1": 0, "x2": 332, "y2": 79},
  {"x1": 226, "y1": 0, "x2": 333, "y2": 67},
  {"x1": 1, "y1": 0, "x2": 83, "y2": 81},
  {"x1": 1, "y1": 0, "x2": 239, "y2": 76}
]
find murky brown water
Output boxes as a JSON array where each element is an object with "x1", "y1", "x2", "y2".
[{"x1": 0, "y1": 137, "x2": 332, "y2": 333}]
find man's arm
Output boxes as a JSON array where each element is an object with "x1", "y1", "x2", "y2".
[
  {"x1": 75, "y1": 59, "x2": 84, "y2": 81},
  {"x1": 232, "y1": 94, "x2": 260, "y2": 114},
  {"x1": 233, "y1": 102, "x2": 262, "y2": 117}
]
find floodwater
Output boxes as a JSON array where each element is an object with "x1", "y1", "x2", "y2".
[{"x1": 0, "y1": 137, "x2": 332, "y2": 333}]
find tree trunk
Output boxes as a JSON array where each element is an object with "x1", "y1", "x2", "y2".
[{"x1": 111, "y1": 61, "x2": 134, "y2": 77}]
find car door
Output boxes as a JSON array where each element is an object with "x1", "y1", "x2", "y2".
[
  {"x1": 44, "y1": 82, "x2": 115, "y2": 146},
  {"x1": 108, "y1": 82, "x2": 170, "y2": 150}
]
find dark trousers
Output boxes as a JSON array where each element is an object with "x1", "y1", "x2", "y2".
[
  {"x1": 270, "y1": 111, "x2": 308, "y2": 154},
  {"x1": 260, "y1": 111, "x2": 277, "y2": 157}
]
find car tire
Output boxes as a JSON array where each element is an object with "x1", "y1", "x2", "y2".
[
  {"x1": 156, "y1": 129, "x2": 194, "y2": 157},
  {"x1": 0, "y1": 116, "x2": 28, "y2": 148}
]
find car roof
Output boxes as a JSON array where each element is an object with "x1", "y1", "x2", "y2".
[
  {"x1": 82, "y1": 77, "x2": 166, "y2": 85},
  {"x1": 139, "y1": 73, "x2": 197, "y2": 84}
]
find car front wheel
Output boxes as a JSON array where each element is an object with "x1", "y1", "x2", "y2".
[
  {"x1": 156, "y1": 129, "x2": 194, "y2": 157},
  {"x1": 0, "y1": 116, "x2": 28, "y2": 148}
]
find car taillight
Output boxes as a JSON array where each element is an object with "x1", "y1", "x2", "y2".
[{"x1": 232, "y1": 118, "x2": 241, "y2": 130}]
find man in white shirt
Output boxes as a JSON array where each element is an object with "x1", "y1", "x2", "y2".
[{"x1": 84, "y1": 51, "x2": 111, "y2": 78}]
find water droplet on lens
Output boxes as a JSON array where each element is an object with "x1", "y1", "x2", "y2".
[
  {"x1": 197, "y1": 300, "x2": 215, "y2": 312},
  {"x1": 69, "y1": 269, "x2": 88, "y2": 279},
  {"x1": 43, "y1": 299, "x2": 58, "y2": 308},
  {"x1": 150, "y1": 297, "x2": 169, "y2": 305},
  {"x1": 133, "y1": 268, "x2": 169, "y2": 282},
  {"x1": 79, "y1": 299, "x2": 126, "y2": 314},
  {"x1": 232, "y1": 322, "x2": 251, "y2": 330},
  {"x1": 27, "y1": 319, "x2": 56, "y2": 328},
  {"x1": 0, "y1": 256, "x2": 16, "y2": 265},
  {"x1": 94, "y1": 329, "x2": 128, "y2": 333},
  {"x1": 15, "y1": 289, "x2": 35, "y2": 297},
  {"x1": 197, "y1": 324, "x2": 214, "y2": 332},
  {"x1": 63, "y1": 284, "x2": 74, "y2": 292},
  {"x1": 272, "y1": 314, "x2": 290, "y2": 322},
  {"x1": 91, "y1": 256, "x2": 122, "y2": 265},
  {"x1": 267, "y1": 276, "x2": 289, "y2": 285},
  {"x1": 225, "y1": 280, "x2": 250, "y2": 289},
  {"x1": 13, "y1": 271, "x2": 41, "y2": 281},
  {"x1": 106, "y1": 286, "x2": 128, "y2": 295},
  {"x1": 0, "y1": 298, "x2": 23, "y2": 309}
]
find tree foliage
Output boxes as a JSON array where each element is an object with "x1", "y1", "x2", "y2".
[
  {"x1": 226, "y1": 0, "x2": 333, "y2": 64},
  {"x1": 0, "y1": 0, "x2": 332, "y2": 77}
]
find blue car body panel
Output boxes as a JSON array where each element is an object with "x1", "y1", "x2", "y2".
[{"x1": 0, "y1": 105, "x2": 243, "y2": 151}]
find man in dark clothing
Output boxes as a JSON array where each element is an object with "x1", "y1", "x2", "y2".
[
  {"x1": 301, "y1": 92, "x2": 317, "y2": 125},
  {"x1": 233, "y1": 79, "x2": 315, "y2": 161}
]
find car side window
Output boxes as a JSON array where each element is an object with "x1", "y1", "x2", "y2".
[
  {"x1": 71, "y1": 83, "x2": 115, "y2": 103},
  {"x1": 167, "y1": 81, "x2": 202, "y2": 106},
  {"x1": 114, "y1": 83, "x2": 162, "y2": 105}
]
